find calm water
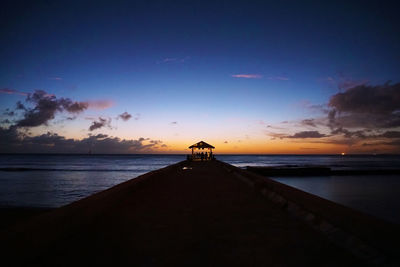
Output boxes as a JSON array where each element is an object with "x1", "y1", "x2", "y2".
[{"x1": 0, "y1": 154, "x2": 399, "y2": 223}]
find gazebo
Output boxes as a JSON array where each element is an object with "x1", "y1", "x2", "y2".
[{"x1": 188, "y1": 141, "x2": 215, "y2": 161}]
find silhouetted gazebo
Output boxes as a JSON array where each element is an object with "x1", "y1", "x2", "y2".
[{"x1": 188, "y1": 141, "x2": 215, "y2": 161}]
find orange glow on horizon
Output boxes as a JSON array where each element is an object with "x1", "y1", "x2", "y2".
[{"x1": 158, "y1": 139, "x2": 372, "y2": 154}]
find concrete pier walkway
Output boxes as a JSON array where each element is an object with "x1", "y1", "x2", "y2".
[{"x1": 1, "y1": 160, "x2": 390, "y2": 266}]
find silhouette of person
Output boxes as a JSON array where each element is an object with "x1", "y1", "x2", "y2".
[
  {"x1": 201, "y1": 152, "x2": 204, "y2": 161},
  {"x1": 205, "y1": 151, "x2": 208, "y2": 160}
]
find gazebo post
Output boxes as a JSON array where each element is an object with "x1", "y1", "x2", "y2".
[{"x1": 188, "y1": 141, "x2": 215, "y2": 161}]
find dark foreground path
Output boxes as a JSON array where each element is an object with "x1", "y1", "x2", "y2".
[{"x1": 2, "y1": 161, "x2": 363, "y2": 266}]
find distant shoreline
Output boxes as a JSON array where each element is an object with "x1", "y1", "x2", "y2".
[{"x1": 247, "y1": 166, "x2": 400, "y2": 176}]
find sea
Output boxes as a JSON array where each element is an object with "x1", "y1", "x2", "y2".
[{"x1": 1, "y1": 154, "x2": 399, "y2": 223}]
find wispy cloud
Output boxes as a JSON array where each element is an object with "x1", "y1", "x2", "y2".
[
  {"x1": 89, "y1": 117, "x2": 112, "y2": 131},
  {"x1": 163, "y1": 58, "x2": 177, "y2": 63},
  {"x1": 170, "y1": 121, "x2": 178, "y2": 125},
  {"x1": 267, "y1": 131, "x2": 328, "y2": 139},
  {"x1": 287, "y1": 131, "x2": 327, "y2": 139},
  {"x1": 320, "y1": 74, "x2": 368, "y2": 91},
  {"x1": 49, "y1": 77, "x2": 63, "y2": 81},
  {"x1": 0, "y1": 88, "x2": 28, "y2": 96},
  {"x1": 231, "y1": 74, "x2": 262, "y2": 79},
  {"x1": 87, "y1": 100, "x2": 114, "y2": 110},
  {"x1": 118, "y1": 112, "x2": 132, "y2": 121},
  {"x1": 267, "y1": 76, "x2": 289, "y2": 81},
  {"x1": 157, "y1": 56, "x2": 190, "y2": 64}
]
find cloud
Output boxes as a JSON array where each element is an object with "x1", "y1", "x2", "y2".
[
  {"x1": 224, "y1": 141, "x2": 228, "y2": 144},
  {"x1": 163, "y1": 57, "x2": 177, "y2": 62},
  {"x1": 287, "y1": 131, "x2": 327, "y2": 139},
  {"x1": 378, "y1": 131, "x2": 400, "y2": 139},
  {"x1": 15, "y1": 101, "x2": 26, "y2": 110},
  {"x1": 267, "y1": 130, "x2": 327, "y2": 139},
  {"x1": 263, "y1": 82, "x2": 400, "y2": 151},
  {"x1": 0, "y1": 88, "x2": 28, "y2": 96},
  {"x1": 49, "y1": 77, "x2": 63, "y2": 81},
  {"x1": 134, "y1": 113, "x2": 141, "y2": 120},
  {"x1": 87, "y1": 100, "x2": 114, "y2": 110},
  {"x1": 0, "y1": 127, "x2": 162, "y2": 153},
  {"x1": 118, "y1": 112, "x2": 132, "y2": 121},
  {"x1": 89, "y1": 117, "x2": 111, "y2": 131},
  {"x1": 329, "y1": 82, "x2": 400, "y2": 115},
  {"x1": 158, "y1": 56, "x2": 190, "y2": 64},
  {"x1": 327, "y1": 82, "x2": 400, "y2": 129},
  {"x1": 170, "y1": 121, "x2": 177, "y2": 125},
  {"x1": 59, "y1": 98, "x2": 89, "y2": 113},
  {"x1": 231, "y1": 74, "x2": 262, "y2": 79},
  {"x1": 267, "y1": 76, "x2": 289, "y2": 81},
  {"x1": 15, "y1": 90, "x2": 89, "y2": 127},
  {"x1": 331, "y1": 127, "x2": 367, "y2": 139},
  {"x1": 301, "y1": 119, "x2": 316, "y2": 127},
  {"x1": 2, "y1": 90, "x2": 117, "y2": 128},
  {"x1": 267, "y1": 132, "x2": 288, "y2": 140},
  {"x1": 3, "y1": 109, "x2": 15, "y2": 116}
]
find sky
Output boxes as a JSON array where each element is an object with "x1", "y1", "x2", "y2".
[{"x1": 1, "y1": 0, "x2": 400, "y2": 154}]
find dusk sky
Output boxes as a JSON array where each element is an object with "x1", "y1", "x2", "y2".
[{"x1": 1, "y1": 0, "x2": 400, "y2": 154}]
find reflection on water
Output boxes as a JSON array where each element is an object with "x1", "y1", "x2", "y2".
[
  {"x1": 0, "y1": 171, "x2": 142, "y2": 207},
  {"x1": 272, "y1": 175, "x2": 400, "y2": 224},
  {"x1": 0, "y1": 154, "x2": 185, "y2": 208}
]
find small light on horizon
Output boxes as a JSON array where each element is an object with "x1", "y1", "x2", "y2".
[{"x1": 341, "y1": 152, "x2": 345, "y2": 156}]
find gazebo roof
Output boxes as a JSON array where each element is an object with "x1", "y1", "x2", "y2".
[{"x1": 189, "y1": 141, "x2": 215, "y2": 149}]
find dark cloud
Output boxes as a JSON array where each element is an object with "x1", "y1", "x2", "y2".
[
  {"x1": 3, "y1": 109, "x2": 15, "y2": 116},
  {"x1": 330, "y1": 127, "x2": 366, "y2": 139},
  {"x1": 118, "y1": 112, "x2": 132, "y2": 121},
  {"x1": 16, "y1": 101, "x2": 26, "y2": 110},
  {"x1": 0, "y1": 88, "x2": 28, "y2": 96},
  {"x1": 287, "y1": 131, "x2": 327, "y2": 139},
  {"x1": 170, "y1": 121, "x2": 177, "y2": 125},
  {"x1": 0, "y1": 127, "x2": 161, "y2": 153},
  {"x1": 89, "y1": 117, "x2": 111, "y2": 131},
  {"x1": 268, "y1": 132, "x2": 288, "y2": 140},
  {"x1": 362, "y1": 139, "x2": 400, "y2": 148},
  {"x1": 377, "y1": 131, "x2": 400, "y2": 139},
  {"x1": 263, "y1": 83, "x2": 400, "y2": 151},
  {"x1": 268, "y1": 131, "x2": 327, "y2": 139},
  {"x1": 9, "y1": 90, "x2": 89, "y2": 127},
  {"x1": 224, "y1": 141, "x2": 228, "y2": 144},
  {"x1": 59, "y1": 98, "x2": 89, "y2": 113},
  {"x1": 301, "y1": 119, "x2": 316, "y2": 127},
  {"x1": 328, "y1": 82, "x2": 400, "y2": 129},
  {"x1": 338, "y1": 79, "x2": 368, "y2": 91}
]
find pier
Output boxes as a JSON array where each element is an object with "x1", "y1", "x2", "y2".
[{"x1": 2, "y1": 160, "x2": 399, "y2": 266}]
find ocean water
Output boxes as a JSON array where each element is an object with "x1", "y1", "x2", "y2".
[
  {"x1": 0, "y1": 154, "x2": 399, "y2": 223},
  {"x1": 272, "y1": 175, "x2": 400, "y2": 224}
]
